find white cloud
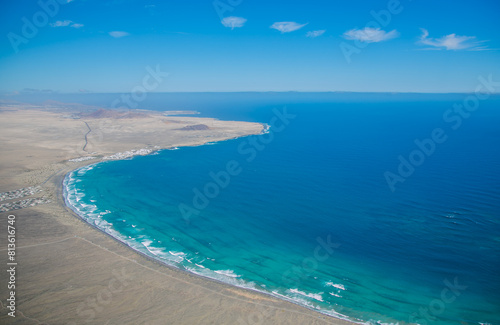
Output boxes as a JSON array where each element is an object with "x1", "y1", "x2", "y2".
[
  {"x1": 418, "y1": 29, "x2": 488, "y2": 51},
  {"x1": 270, "y1": 22, "x2": 308, "y2": 33},
  {"x1": 109, "y1": 31, "x2": 130, "y2": 38},
  {"x1": 306, "y1": 30, "x2": 326, "y2": 38},
  {"x1": 51, "y1": 20, "x2": 72, "y2": 27},
  {"x1": 221, "y1": 16, "x2": 247, "y2": 29},
  {"x1": 50, "y1": 20, "x2": 84, "y2": 28},
  {"x1": 343, "y1": 27, "x2": 399, "y2": 43}
]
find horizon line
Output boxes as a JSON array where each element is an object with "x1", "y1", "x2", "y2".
[{"x1": 3, "y1": 90, "x2": 500, "y2": 95}]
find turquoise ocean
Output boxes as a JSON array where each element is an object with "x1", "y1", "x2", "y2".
[{"x1": 59, "y1": 93, "x2": 499, "y2": 324}]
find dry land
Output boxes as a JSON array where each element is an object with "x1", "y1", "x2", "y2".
[{"x1": 0, "y1": 105, "x2": 353, "y2": 324}]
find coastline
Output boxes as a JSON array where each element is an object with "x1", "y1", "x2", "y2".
[
  {"x1": 0, "y1": 106, "x2": 355, "y2": 324},
  {"x1": 62, "y1": 160, "x2": 359, "y2": 325}
]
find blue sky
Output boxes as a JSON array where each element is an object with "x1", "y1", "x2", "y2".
[{"x1": 0, "y1": 0, "x2": 499, "y2": 93}]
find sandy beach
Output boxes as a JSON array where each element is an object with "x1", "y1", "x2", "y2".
[{"x1": 0, "y1": 104, "x2": 353, "y2": 325}]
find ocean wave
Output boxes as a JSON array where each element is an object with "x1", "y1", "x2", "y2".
[
  {"x1": 76, "y1": 164, "x2": 96, "y2": 176},
  {"x1": 139, "y1": 240, "x2": 178, "y2": 261},
  {"x1": 272, "y1": 289, "x2": 322, "y2": 312},
  {"x1": 168, "y1": 251, "x2": 187, "y2": 262},
  {"x1": 169, "y1": 251, "x2": 186, "y2": 257},
  {"x1": 63, "y1": 169, "x2": 357, "y2": 325},
  {"x1": 288, "y1": 288, "x2": 324, "y2": 302},
  {"x1": 326, "y1": 282, "x2": 346, "y2": 291},
  {"x1": 214, "y1": 269, "x2": 241, "y2": 278},
  {"x1": 63, "y1": 164, "x2": 390, "y2": 325},
  {"x1": 184, "y1": 265, "x2": 257, "y2": 291},
  {"x1": 266, "y1": 288, "x2": 356, "y2": 323}
]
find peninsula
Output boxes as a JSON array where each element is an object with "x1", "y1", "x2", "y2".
[{"x1": 0, "y1": 103, "x2": 351, "y2": 324}]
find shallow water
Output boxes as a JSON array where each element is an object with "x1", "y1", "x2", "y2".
[{"x1": 64, "y1": 94, "x2": 500, "y2": 325}]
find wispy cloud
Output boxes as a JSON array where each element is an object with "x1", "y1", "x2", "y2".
[
  {"x1": 418, "y1": 29, "x2": 488, "y2": 51},
  {"x1": 50, "y1": 20, "x2": 84, "y2": 28},
  {"x1": 22, "y1": 88, "x2": 55, "y2": 93},
  {"x1": 306, "y1": 30, "x2": 326, "y2": 38},
  {"x1": 109, "y1": 31, "x2": 130, "y2": 38},
  {"x1": 221, "y1": 16, "x2": 247, "y2": 29},
  {"x1": 270, "y1": 22, "x2": 308, "y2": 33},
  {"x1": 51, "y1": 20, "x2": 72, "y2": 27},
  {"x1": 343, "y1": 27, "x2": 399, "y2": 43}
]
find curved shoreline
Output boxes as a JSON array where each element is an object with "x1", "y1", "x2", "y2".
[
  {"x1": 0, "y1": 107, "x2": 355, "y2": 324},
  {"x1": 60, "y1": 133, "x2": 361, "y2": 325},
  {"x1": 62, "y1": 155, "x2": 360, "y2": 325},
  {"x1": 52, "y1": 170, "x2": 350, "y2": 324}
]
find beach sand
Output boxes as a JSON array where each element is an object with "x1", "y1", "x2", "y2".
[{"x1": 0, "y1": 106, "x2": 353, "y2": 324}]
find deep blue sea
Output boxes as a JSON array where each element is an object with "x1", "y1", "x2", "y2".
[{"x1": 57, "y1": 93, "x2": 499, "y2": 325}]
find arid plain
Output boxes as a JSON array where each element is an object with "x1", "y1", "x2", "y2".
[{"x1": 0, "y1": 103, "x2": 353, "y2": 324}]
